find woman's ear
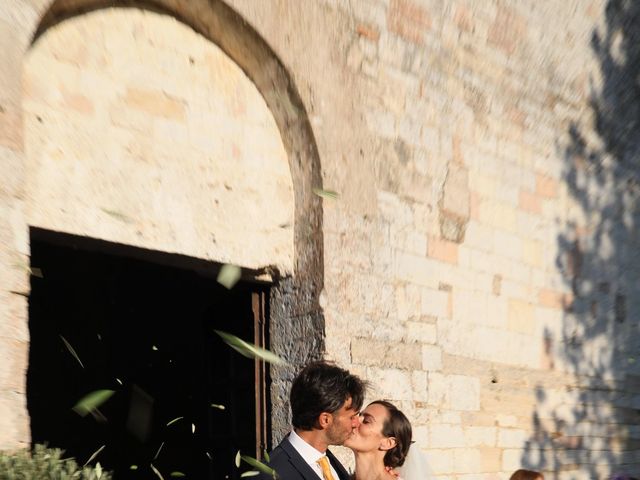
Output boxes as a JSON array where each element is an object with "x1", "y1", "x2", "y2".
[{"x1": 379, "y1": 436, "x2": 397, "y2": 451}]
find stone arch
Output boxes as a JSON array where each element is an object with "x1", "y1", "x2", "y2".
[{"x1": 25, "y1": 0, "x2": 325, "y2": 439}]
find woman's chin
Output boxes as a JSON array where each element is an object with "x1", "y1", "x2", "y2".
[{"x1": 343, "y1": 438, "x2": 357, "y2": 450}]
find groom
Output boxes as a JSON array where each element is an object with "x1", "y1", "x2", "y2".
[{"x1": 259, "y1": 361, "x2": 367, "y2": 479}]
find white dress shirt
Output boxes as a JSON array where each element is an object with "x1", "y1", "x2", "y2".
[{"x1": 287, "y1": 430, "x2": 341, "y2": 480}]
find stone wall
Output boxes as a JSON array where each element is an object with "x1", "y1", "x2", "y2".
[{"x1": 2, "y1": 0, "x2": 640, "y2": 478}]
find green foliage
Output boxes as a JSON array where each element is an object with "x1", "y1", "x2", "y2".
[{"x1": 0, "y1": 444, "x2": 112, "y2": 480}]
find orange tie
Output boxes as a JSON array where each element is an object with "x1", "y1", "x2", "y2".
[{"x1": 317, "y1": 456, "x2": 336, "y2": 480}]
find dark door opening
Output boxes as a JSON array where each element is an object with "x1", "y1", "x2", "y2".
[{"x1": 27, "y1": 229, "x2": 271, "y2": 479}]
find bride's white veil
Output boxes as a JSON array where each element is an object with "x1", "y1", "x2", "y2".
[{"x1": 396, "y1": 444, "x2": 432, "y2": 480}]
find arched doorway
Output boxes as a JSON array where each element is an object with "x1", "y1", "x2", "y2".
[{"x1": 22, "y1": 3, "x2": 325, "y2": 477}]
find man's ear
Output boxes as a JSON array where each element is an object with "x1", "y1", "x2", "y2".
[
  {"x1": 379, "y1": 437, "x2": 397, "y2": 451},
  {"x1": 318, "y1": 412, "x2": 333, "y2": 430}
]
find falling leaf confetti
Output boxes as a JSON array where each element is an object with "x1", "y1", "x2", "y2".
[
  {"x1": 151, "y1": 463, "x2": 165, "y2": 480},
  {"x1": 313, "y1": 188, "x2": 339, "y2": 200},
  {"x1": 166, "y1": 416, "x2": 184, "y2": 427},
  {"x1": 73, "y1": 390, "x2": 115, "y2": 417},
  {"x1": 60, "y1": 335, "x2": 84, "y2": 369},
  {"x1": 100, "y1": 208, "x2": 135, "y2": 224},
  {"x1": 154, "y1": 442, "x2": 165, "y2": 460},
  {"x1": 240, "y1": 454, "x2": 278, "y2": 478},
  {"x1": 31, "y1": 267, "x2": 44, "y2": 278},
  {"x1": 215, "y1": 330, "x2": 286, "y2": 365},
  {"x1": 217, "y1": 264, "x2": 242, "y2": 289},
  {"x1": 83, "y1": 445, "x2": 105, "y2": 466},
  {"x1": 12, "y1": 259, "x2": 44, "y2": 278}
]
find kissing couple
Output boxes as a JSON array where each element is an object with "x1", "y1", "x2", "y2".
[{"x1": 258, "y1": 361, "x2": 430, "y2": 480}]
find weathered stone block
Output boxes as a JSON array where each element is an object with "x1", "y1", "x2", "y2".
[
  {"x1": 387, "y1": 0, "x2": 431, "y2": 45},
  {"x1": 507, "y1": 298, "x2": 535, "y2": 335},
  {"x1": 0, "y1": 337, "x2": 28, "y2": 393},
  {"x1": 367, "y1": 367, "x2": 413, "y2": 400},
  {"x1": 453, "y1": 448, "x2": 483, "y2": 473},
  {"x1": 449, "y1": 375, "x2": 481, "y2": 412},
  {"x1": 124, "y1": 87, "x2": 186, "y2": 120},
  {"x1": 465, "y1": 426, "x2": 497, "y2": 447},
  {"x1": 501, "y1": 448, "x2": 525, "y2": 471},
  {"x1": 421, "y1": 288, "x2": 451, "y2": 318},
  {"x1": 536, "y1": 173, "x2": 559, "y2": 198},
  {"x1": 406, "y1": 321, "x2": 437, "y2": 344},
  {"x1": 497, "y1": 428, "x2": 528, "y2": 448},
  {"x1": 429, "y1": 424, "x2": 466, "y2": 448},
  {"x1": 351, "y1": 338, "x2": 422, "y2": 369},
  {"x1": 519, "y1": 189, "x2": 542, "y2": 214},
  {"x1": 428, "y1": 236, "x2": 459, "y2": 264},
  {"x1": 424, "y1": 449, "x2": 453, "y2": 474},
  {"x1": 422, "y1": 344, "x2": 443, "y2": 371},
  {"x1": 0, "y1": 390, "x2": 29, "y2": 450},
  {"x1": 428, "y1": 372, "x2": 449, "y2": 407}
]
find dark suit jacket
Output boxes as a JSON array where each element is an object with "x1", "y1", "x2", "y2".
[{"x1": 258, "y1": 433, "x2": 351, "y2": 480}]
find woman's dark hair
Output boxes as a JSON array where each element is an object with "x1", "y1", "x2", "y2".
[
  {"x1": 369, "y1": 400, "x2": 412, "y2": 468},
  {"x1": 290, "y1": 361, "x2": 367, "y2": 430},
  {"x1": 509, "y1": 469, "x2": 544, "y2": 480}
]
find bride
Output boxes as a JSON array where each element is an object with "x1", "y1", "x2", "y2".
[{"x1": 343, "y1": 400, "x2": 431, "y2": 480}]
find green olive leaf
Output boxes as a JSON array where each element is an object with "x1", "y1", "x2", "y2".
[
  {"x1": 240, "y1": 455, "x2": 278, "y2": 479},
  {"x1": 214, "y1": 330, "x2": 286, "y2": 365},
  {"x1": 217, "y1": 264, "x2": 242, "y2": 289},
  {"x1": 150, "y1": 463, "x2": 165, "y2": 480},
  {"x1": 312, "y1": 188, "x2": 339, "y2": 200},
  {"x1": 166, "y1": 416, "x2": 184, "y2": 427},
  {"x1": 72, "y1": 390, "x2": 114, "y2": 417},
  {"x1": 60, "y1": 335, "x2": 84, "y2": 369},
  {"x1": 83, "y1": 445, "x2": 105, "y2": 467}
]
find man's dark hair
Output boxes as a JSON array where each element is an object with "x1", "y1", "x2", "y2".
[{"x1": 290, "y1": 361, "x2": 366, "y2": 430}]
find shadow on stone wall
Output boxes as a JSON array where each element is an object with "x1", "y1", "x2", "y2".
[{"x1": 522, "y1": 1, "x2": 640, "y2": 478}]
